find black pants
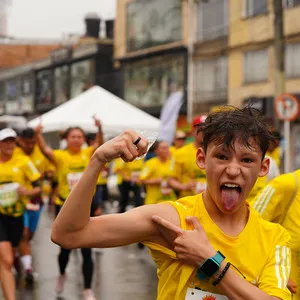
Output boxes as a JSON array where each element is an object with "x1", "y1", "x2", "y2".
[
  {"x1": 119, "y1": 181, "x2": 143, "y2": 213},
  {"x1": 55, "y1": 204, "x2": 94, "y2": 289}
]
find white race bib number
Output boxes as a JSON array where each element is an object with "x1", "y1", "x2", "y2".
[
  {"x1": 67, "y1": 172, "x2": 83, "y2": 190},
  {"x1": 0, "y1": 183, "x2": 20, "y2": 207},
  {"x1": 185, "y1": 288, "x2": 228, "y2": 300}
]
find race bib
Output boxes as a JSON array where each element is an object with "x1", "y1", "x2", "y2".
[
  {"x1": 67, "y1": 172, "x2": 83, "y2": 190},
  {"x1": 0, "y1": 183, "x2": 20, "y2": 207},
  {"x1": 161, "y1": 180, "x2": 173, "y2": 196},
  {"x1": 185, "y1": 288, "x2": 228, "y2": 300}
]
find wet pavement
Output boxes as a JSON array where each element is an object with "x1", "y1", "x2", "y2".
[{"x1": 9, "y1": 203, "x2": 158, "y2": 300}]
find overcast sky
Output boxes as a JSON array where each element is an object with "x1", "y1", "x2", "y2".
[{"x1": 7, "y1": 0, "x2": 116, "y2": 39}]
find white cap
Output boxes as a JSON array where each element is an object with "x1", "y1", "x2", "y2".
[{"x1": 0, "y1": 128, "x2": 17, "y2": 141}]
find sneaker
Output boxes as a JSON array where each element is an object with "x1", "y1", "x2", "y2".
[
  {"x1": 83, "y1": 289, "x2": 96, "y2": 300},
  {"x1": 24, "y1": 269, "x2": 34, "y2": 285},
  {"x1": 56, "y1": 274, "x2": 67, "y2": 294}
]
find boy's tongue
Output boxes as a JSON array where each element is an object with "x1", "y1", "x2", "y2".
[{"x1": 221, "y1": 187, "x2": 240, "y2": 211}]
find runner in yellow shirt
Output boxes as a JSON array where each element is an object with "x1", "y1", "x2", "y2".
[
  {"x1": 114, "y1": 158, "x2": 144, "y2": 213},
  {"x1": 112, "y1": 157, "x2": 124, "y2": 193},
  {"x1": 168, "y1": 116, "x2": 207, "y2": 198},
  {"x1": 170, "y1": 130, "x2": 187, "y2": 156},
  {"x1": 35, "y1": 118, "x2": 103, "y2": 300},
  {"x1": 0, "y1": 128, "x2": 41, "y2": 300},
  {"x1": 266, "y1": 131, "x2": 281, "y2": 168},
  {"x1": 140, "y1": 141, "x2": 177, "y2": 205},
  {"x1": 251, "y1": 170, "x2": 300, "y2": 298},
  {"x1": 15, "y1": 127, "x2": 56, "y2": 283},
  {"x1": 51, "y1": 107, "x2": 291, "y2": 300}
]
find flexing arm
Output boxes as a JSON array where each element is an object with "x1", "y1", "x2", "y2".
[
  {"x1": 34, "y1": 124, "x2": 55, "y2": 164},
  {"x1": 51, "y1": 131, "x2": 180, "y2": 249}
]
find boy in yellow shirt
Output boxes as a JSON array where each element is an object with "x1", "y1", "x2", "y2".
[
  {"x1": 140, "y1": 141, "x2": 177, "y2": 205},
  {"x1": 51, "y1": 108, "x2": 291, "y2": 300}
]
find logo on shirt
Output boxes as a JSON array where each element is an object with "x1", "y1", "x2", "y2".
[
  {"x1": 13, "y1": 168, "x2": 19, "y2": 173},
  {"x1": 202, "y1": 296, "x2": 216, "y2": 300}
]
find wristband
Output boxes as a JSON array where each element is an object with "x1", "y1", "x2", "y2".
[{"x1": 212, "y1": 262, "x2": 231, "y2": 286}]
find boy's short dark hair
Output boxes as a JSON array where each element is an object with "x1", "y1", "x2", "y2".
[
  {"x1": 196, "y1": 106, "x2": 276, "y2": 159},
  {"x1": 19, "y1": 128, "x2": 35, "y2": 139}
]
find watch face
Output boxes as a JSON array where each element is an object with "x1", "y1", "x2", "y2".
[{"x1": 201, "y1": 259, "x2": 220, "y2": 277}]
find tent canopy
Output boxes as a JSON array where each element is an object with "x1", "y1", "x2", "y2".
[{"x1": 28, "y1": 86, "x2": 160, "y2": 137}]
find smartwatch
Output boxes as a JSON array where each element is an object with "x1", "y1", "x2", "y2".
[{"x1": 197, "y1": 251, "x2": 225, "y2": 280}]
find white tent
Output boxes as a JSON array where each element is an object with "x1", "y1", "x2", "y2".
[{"x1": 28, "y1": 86, "x2": 161, "y2": 138}]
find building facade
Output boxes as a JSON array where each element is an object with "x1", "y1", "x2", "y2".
[
  {"x1": 228, "y1": 0, "x2": 300, "y2": 118},
  {"x1": 192, "y1": 0, "x2": 229, "y2": 115},
  {"x1": 0, "y1": 38, "x2": 120, "y2": 117},
  {"x1": 114, "y1": 0, "x2": 189, "y2": 118}
]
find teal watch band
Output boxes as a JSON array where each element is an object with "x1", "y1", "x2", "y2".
[{"x1": 197, "y1": 251, "x2": 225, "y2": 281}]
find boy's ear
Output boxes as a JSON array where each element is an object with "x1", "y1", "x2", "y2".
[
  {"x1": 259, "y1": 156, "x2": 270, "y2": 177},
  {"x1": 196, "y1": 147, "x2": 206, "y2": 170}
]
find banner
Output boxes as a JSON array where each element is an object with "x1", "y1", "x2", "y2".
[{"x1": 159, "y1": 91, "x2": 183, "y2": 145}]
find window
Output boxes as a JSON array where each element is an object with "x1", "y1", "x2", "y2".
[
  {"x1": 36, "y1": 70, "x2": 53, "y2": 110},
  {"x1": 194, "y1": 56, "x2": 227, "y2": 103},
  {"x1": 0, "y1": 82, "x2": 5, "y2": 114},
  {"x1": 285, "y1": 43, "x2": 300, "y2": 78},
  {"x1": 244, "y1": 49, "x2": 268, "y2": 83},
  {"x1": 124, "y1": 55, "x2": 184, "y2": 107},
  {"x1": 243, "y1": 0, "x2": 267, "y2": 18},
  {"x1": 126, "y1": 0, "x2": 182, "y2": 52},
  {"x1": 283, "y1": 0, "x2": 300, "y2": 8},
  {"x1": 5, "y1": 78, "x2": 22, "y2": 114},
  {"x1": 197, "y1": 0, "x2": 228, "y2": 41},
  {"x1": 55, "y1": 65, "x2": 69, "y2": 105},
  {"x1": 21, "y1": 74, "x2": 34, "y2": 113},
  {"x1": 70, "y1": 60, "x2": 95, "y2": 98}
]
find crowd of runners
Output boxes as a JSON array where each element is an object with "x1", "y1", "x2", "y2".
[{"x1": 0, "y1": 106, "x2": 299, "y2": 300}]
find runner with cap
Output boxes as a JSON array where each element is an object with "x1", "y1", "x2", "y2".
[
  {"x1": 168, "y1": 115, "x2": 207, "y2": 197},
  {"x1": 0, "y1": 128, "x2": 41, "y2": 300},
  {"x1": 51, "y1": 107, "x2": 291, "y2": 299}
]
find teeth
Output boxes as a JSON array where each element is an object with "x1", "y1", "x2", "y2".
[{"x1": 224, "y1": 183, "x2": 240, "y2": 188}]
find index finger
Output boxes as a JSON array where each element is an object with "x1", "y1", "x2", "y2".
[{"x1": 152, "y1": 215, "x2": 184, "y2": 235}]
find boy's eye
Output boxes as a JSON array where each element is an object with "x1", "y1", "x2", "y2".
[
  {"x1": 218, "y1": 155, "x2": 227, "y2": 160},
  {"x1": 242, "y1": 158, "x2": 253, "y2": 163}
]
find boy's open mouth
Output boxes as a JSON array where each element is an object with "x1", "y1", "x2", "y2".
[{"x1": 220, "y1": 183, "x2": 242, "y2": 211}]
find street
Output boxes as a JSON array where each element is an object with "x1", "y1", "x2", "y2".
[{"x1": 10, "y1": 203, "x2": 158, "y2": 300}]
